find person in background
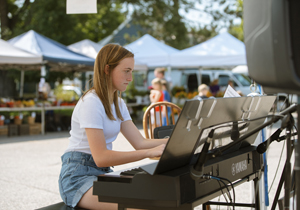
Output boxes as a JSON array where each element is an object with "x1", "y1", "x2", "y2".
[
  {"x1": 194, "y1": 84, "x2": 209, "y2": 100},
  {"x1": 149, "y1": 78, "x2": 164, "y2": 104},
  {"x1": 209, "y1": 79, "x2": 220, "y2": 97},
  {"x1": 154, "y1": 67, "x2": 171, "y2": 96},
  {"x1": 58, "y1": 44, "x2": 167, "y2": 210},
  {"x1": 227, "y1": 80, "x2": 244, "y2": 96},
  {"x1": 161, "y1": 80, "x2": 171, "y2": 126},
  {"x1": 161, "y1": 80, "x2": 171, "y2": 103},
  {"x1": 38, "y1": 78, "x2": 51, "y2": 100},
  {"x1": 228, "y1": 80, "x2": 235, "y2": 89},
  {"x1": 149, "y1": 78, "x2": 165, "y2": 128}
]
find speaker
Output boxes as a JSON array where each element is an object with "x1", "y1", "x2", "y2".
[{"x1": 244, "y1": 0, "x2": 300, "y2": 94}]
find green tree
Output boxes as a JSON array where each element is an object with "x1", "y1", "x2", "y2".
[
  {"x1": 227, "y1": 0, "x2": 244, "y2": 41},
  {"x1": 128, "y1": 0, "x2": 195, "y2": 50},
  {"x1": 188, "y1": 24, "x2": 218, "y2": 46},
  {"x1": 0, "y1": 0, "x2": 126, "y2": 45},
  {"x1": 127, "y1": 0, "x2": 244, "y2": 48}
]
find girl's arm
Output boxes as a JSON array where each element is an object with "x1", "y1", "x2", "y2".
[
  {"x1": 150, "y1": 90, "x2": 161, "y2": 103},
  {"x1": 120, "y1": 120, "x2": 168, "y2": 150},
  {"x1": 86, "y1": 127, "x2": 165, "y2": 168}
]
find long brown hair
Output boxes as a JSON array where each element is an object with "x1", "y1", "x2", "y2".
[{"x1": 83, "y1": 44, "x2": 134, "y2": 120}]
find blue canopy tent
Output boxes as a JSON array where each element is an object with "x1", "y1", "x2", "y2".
[{"x1": 8, "y1": 30, "x2": 94, "y2": 71}]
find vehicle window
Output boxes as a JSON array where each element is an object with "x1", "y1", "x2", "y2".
[
  {"x1": 218, "y1": 75, "x2": 230, "y2": 86},
  {"x1": 201, "y1": 74, "x2": 211, "y2": 86},
  {"x1": 233, "y1": 73, "x2": 251, "y2": 86},
  {"x1": 147, "y1": 70, "x2": 155, "y2": 87},
  {"x1": 181, "y1": 74, "x2": 187, "y2": 86},
  {"x1": 133, "y1": 72, "x2": 145, "y2": 87},
  {"x1": 187, "y1": 74, "x2": 198, "y2": 92}
]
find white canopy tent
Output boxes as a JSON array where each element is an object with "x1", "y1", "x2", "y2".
[
  {"x1": 232, "y1": 65, "x2": 248, "y2": 74},
  {"x1": 68, "y1": 39, "x2": 148, "y2": 71},
  {"x1": 0, "y1": 39, "x2": 42, "y2": 64},
  {"x1": 68, "y1": 39, "x2": 102, "y2": 59},
  {"x1": 170, "y1": 32, "x2": 247, "y2": 68},
  {"x1": 0, "y1": 39, "x2": 43, "y2": 97},
  {"x1": 124, "y1": 34, "x2": 179, "y2": 68}
]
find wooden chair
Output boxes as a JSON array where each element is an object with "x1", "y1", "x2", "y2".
[{"x1": 143, "y1": 101, "x2": 182, "y2": 139}]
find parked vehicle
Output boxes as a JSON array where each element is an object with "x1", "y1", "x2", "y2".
[
  {"x1": 232, "y1": 65, "x2": 298, "y2": 112},
  {"x1": 147, "y1": 69, "x2": 254, "y2": 96}
]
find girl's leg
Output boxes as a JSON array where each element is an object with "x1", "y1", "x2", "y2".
[
  {"x1": 77, "y1": 187, "x2": 144, "y2": 210},
  {"x1": 77, "y1": 187, "x2": 117, "y2": 210}
]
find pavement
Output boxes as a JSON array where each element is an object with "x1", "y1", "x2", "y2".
[{"x1": 0, "y1": 120, "x2": 294, "y2": 210}]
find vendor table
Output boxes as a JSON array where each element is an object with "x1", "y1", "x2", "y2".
[
  {"x1": 0, "y1": 103, "x2": 149, "y2": 135},
  {"x1": 0, "y1": 105, "x2": 75, "y2": 135}
]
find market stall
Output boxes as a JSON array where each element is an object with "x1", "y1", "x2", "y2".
[
  {"x1": 0, "y1": 30, "x2": 96, "y2": 136},
  {"x1": 0, "y1": 39, "x2": 44, "y2": 136},
  {"x1": 8, "y1": 30, "x2": 95, "y2": 71}
]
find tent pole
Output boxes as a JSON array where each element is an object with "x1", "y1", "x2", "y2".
[
  {"x1": 20, "y1": 70, "x2": 24, "y2": 98},
  {"x1": 198, "y1": 67, "x2": 202, "y2": 85},
  {"x1": 167, "y1": 66, "x2": 172, "y2": 86}
]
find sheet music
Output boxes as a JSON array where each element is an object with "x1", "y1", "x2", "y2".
[{"x1": 223, "y1": 85, "x2": 241, "y2": 98}]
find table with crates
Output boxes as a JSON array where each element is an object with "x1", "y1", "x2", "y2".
[
  {"x1": 0, "y1": 102, "x2": 149, "y2": 137},
  {"x1": 0, "y1": 105, "x2": 75, "y2": 137}
]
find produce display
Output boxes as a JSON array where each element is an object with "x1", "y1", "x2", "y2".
[{"x1": 0, "y1": 98, "x2": 77, "y2": 108}]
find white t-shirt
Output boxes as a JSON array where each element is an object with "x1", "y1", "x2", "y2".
[{"x1": 65, "y1": 91, "x2": 131, "y2": 154}]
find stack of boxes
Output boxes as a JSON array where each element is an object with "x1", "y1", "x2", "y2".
[
  {"x1": 0, "y1": 115, "x2": 41, "y2": 137},
  {"x1": 0, "y1": 125, "x2": 8, "y2": 136},
  {"x1": 0, "y1": 116, "x2": 8, "y2": 136}
]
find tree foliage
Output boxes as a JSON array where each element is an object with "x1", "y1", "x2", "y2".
[
  {"x1": 0, "y1": 0, "x2": 244, "y2": 49},
  {"x1": 227, "y1": 0, "x2": 244, "y2": 41},
  {"x1": 0, "y1": 0, "x2": 126, "y2": 45},
  {"x1": 128, "y1": 0, "x2": 195, "y2": 49}
]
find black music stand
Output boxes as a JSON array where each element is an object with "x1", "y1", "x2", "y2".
[{"x1": 140, "y1": 95, "x2": 276, "y2": 176}]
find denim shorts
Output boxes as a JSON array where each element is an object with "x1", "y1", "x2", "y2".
[{"x1": 58, "y1": 151, "x2": 112, "y2": 207}]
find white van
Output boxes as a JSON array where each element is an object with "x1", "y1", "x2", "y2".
[{"x1": 147, "y1": 69, "x2": 254, "y2": 96}]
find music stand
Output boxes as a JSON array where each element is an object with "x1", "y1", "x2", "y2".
[{"x1": 140, "y1": 95, "x2": 276, "y2": 175}]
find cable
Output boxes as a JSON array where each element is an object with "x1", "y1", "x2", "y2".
[
  {"x1": 217, "y1": 180, "x2": 229, "y2": 204},
  {"x1": 219, "y1": 179, "x2": 233, "y2": 209},
  {"x1": 268, "y1": 133, "x2": 285, "y2": 193},
  {"x1": 219, "y1": 177, "x2": 236, "y2": 210},
  {"x1": 203, "y1": 175, "x2": 235, "y2": 209}
]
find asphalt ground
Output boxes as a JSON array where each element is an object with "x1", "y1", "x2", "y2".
[{"x1": 0, "y1": 120, "x2": 296, "y2": 210}]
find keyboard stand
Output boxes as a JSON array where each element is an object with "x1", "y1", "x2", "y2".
[{"x1": 115, "y1": 173, "x2": 261, "y2": 210}]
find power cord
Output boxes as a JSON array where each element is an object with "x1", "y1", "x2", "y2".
[
  {"x1": 203, "y1": 175, "x2": 235, "y2": 210},
  {"x1": 216, "y1": 180, "x2": 229, "y2": 204}
]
